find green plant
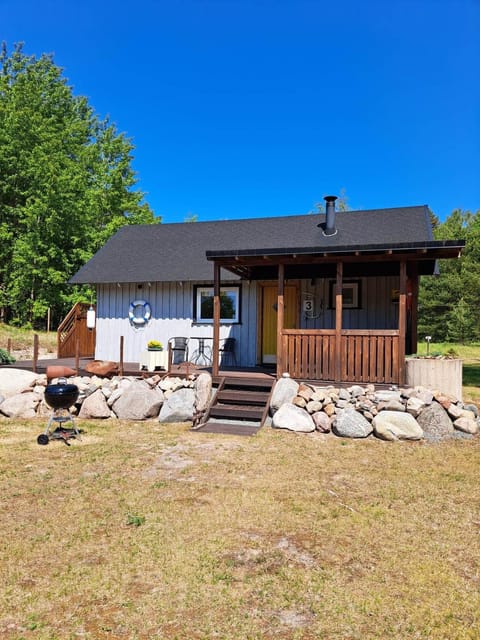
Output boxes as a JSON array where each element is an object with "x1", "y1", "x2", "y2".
[
  {"x1": 444, "y1": 347, "x2": 459, "y2": 358},
  {"x1": 0, "y1": 347, "x2": 15, "y2": 364},
  {"x1": 126, "y1": 513, "x2": 145, "y2": 527},
  {"x1": 147, "y1": 339, "x2": 163, "y2": 350}
]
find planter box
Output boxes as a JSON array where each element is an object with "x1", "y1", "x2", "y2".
[
  {"x1": 139, "y1": 350, "x2": 168, "y2": 372},
  {"x1": 405, "y1": 358, "x2": 463, "y2": 400}
]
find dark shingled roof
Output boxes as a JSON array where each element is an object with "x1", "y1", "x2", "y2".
[{"x1": 70, "y1": 205, "x2": 445, "y2": 284}]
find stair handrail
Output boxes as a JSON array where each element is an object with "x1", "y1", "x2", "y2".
[{"x1": 57, "y1": 302, "x2": 87, "y2": 355}]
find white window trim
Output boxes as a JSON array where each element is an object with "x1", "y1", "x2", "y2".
[{"x1": 194, "y1": 286, "x2": 241, "y2": 324}]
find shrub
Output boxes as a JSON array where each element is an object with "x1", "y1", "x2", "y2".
[{"x1": 0, "y1": 348, "x2": 15, "y2": 364}]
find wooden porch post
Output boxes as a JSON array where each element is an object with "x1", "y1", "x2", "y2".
[
  {"x1": 276, "y1": 263, "x2": 285, "y2": 378},
  {"x1": 408, "y1": 263, "x2": 419, "y2": 355},
  {"x1": 335, "y1": 261, "x2": 343, "y2": 382},
  {"x1": 398, "y1": 261, "x2": 407, "y2": 385},
  {"x1": 212, "y1": 262, "x2": 220, "y2": 377}
]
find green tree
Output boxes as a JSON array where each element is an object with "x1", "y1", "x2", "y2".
[
  {"x1": 0, "y1": 43, "x2": 157, "y2": 327},
  {"x1": 311, "y1": 188, "x2": 351, "y2": 213},
  {"x1": 418, "y1": 208, "x2": 480, "y2": 343},
  {"x1": 446, "y1": 297, "x2": 476, "y2": 344}
]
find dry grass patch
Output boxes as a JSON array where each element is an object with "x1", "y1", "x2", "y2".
[
  {"x1": 0, "y1": 418, "x2": 479, "y2": 639},
  {"x1": 0, "y1": 325, "x2": 57, "y2": 360}
]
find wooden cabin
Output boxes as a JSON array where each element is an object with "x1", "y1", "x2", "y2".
[{"x1": 69, "y1": 197, "x2": 464, "y2": 385}]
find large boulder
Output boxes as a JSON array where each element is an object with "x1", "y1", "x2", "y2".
[
  {"x1": 311, "y1": 411, "x2": 332, "y2": 433},
  {"x1": 0, "y1": 392, "x2": 41, "y2": 418},
  {"x1": 373, "y1": 411, "x2": 423, "y2": 441},
  {"x1": 416, "y1": 402, "x2": 455, "y2": 441},
  {"x1": 112, "y1": 380, "x2": 164, "y2": 420},
  {"x1": 0, "y1": 369, "x2": 41, "y2": 398},
  {"x1": 406, "y1": 396, "x2": 426, "y2": 417},
  {"x1": 333, "y1": 408, "x2": 373, "y2": 438},
  {"x1": 463, "y1": 403, "x2": 478, "y2": 418},
  {"x1": 446, "y1": 403, "x2": 464, "y2": 420},
  {"x1": 271, "y1": 403, "x2": 315, "y2": 432},
  {"x1": 374, "y1": 390, "x2": 402, "y2": 403},
  {"x1": 270, "y1": 377, "x2": 299, "y2": 414},
  {"x1": 158, "y1": 388, "x2": 195, "y2": 423},
  {"x1": 194, "y1": 372, "x2": 212, "y2": 413},
  {"x1": 78, "y1": 389, "x2": 112, "y2": 419},
  {"x1": 85, "y1": 360, "x2": 119, "y2": 377},
  {"x1": 453, "y1": 414, "x2": 479, "y2": 435},
  {"x1": 383, "y1": 399, "x2": 406, "y2": 412},
  {"x1": 107, "y1": 378, "x2": 133, "y2": 407}
]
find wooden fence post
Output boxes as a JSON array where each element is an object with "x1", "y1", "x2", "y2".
[
  {"x1": 75, "y1": 338, "x2": 80, "y2": 375},
  {"x1": 33, "y1": 334, "x2": 39, "y2": 373},
  {"x1": 119, "y1": 336, "x2": 124, "y2": 377}
]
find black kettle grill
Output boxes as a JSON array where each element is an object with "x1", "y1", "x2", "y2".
[{"x1": 37, "y1": 378, "x2": 80, "y2": 445}]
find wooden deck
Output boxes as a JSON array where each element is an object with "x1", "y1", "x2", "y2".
[
  {"x1": 0, "y1": 357, "x2": 277, "y2": 381},
  {"x1": 0, "y1": 356, "x2": 395, "y2": 389}
]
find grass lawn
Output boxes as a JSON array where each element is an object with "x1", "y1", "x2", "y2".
[
  {"x1": 0, "y1": 325, "x2": 57, "y2": 359},
  {"x1": 0, "y1": 419, "x2": 479, "y2": 640}
]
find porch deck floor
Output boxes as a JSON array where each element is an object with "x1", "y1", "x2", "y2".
[
  {"x1": 0, "y1": 357, "x2": 393, "y2": 389},
  {"x1": 0, "y1": 357, "x2": 277, "y2": 380}
]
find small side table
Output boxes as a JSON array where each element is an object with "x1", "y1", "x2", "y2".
[
  {"x1": 190, "y1": 337, "x2": 212, "y2": 365},
  {"x1": 139, "y1": 350, "x2": 168, "y2": 372}
]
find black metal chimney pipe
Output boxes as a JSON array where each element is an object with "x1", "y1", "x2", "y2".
[{"x1": 324, "y1": 195, "x2": 338, "y2": 236}]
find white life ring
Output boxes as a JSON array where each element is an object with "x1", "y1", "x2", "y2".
[{"x1": 129, "y1": 300, "x2": 151, "y2": 325}]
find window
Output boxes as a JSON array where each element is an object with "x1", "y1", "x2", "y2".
[
  {"x1": 329, "y1": 280, "x2": 362, "y2": 309},
  {"x1": 194, "y1": 285, "x2": 241, "y2": 323}
]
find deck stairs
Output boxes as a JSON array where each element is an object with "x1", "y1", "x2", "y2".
[{"x1": 194, "y1": 375, "x2": 275, "y2": 436}]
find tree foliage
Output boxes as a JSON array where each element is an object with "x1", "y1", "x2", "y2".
[
  {"x1": 311, "y1": 188, "x2": 351, "y2": 213},
  {"x1": 0, "y1": 43, "x2": 157, "y2": 327},
  {"x1": 418, "y1": 208, "x2": 480, "y2": 343}
]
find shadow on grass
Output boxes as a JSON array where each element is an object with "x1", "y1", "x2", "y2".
[{"x1": 463, "y1": 362, "x2": 480, "y2": 387}]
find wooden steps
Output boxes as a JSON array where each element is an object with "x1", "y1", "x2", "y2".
[
  {"x1": 209, "y1": 404, "x2": 264, "y2": 420},
  {"x1": 194, "y1": 375, "x2": 274, "y2": 436},
  {"x1": 194, "y1": 421, "x2": 260, "y2": 437}
]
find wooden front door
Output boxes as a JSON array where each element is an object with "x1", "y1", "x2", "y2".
[{"x1": 261, "y1": 285, "x2": 297, "y2": 364}]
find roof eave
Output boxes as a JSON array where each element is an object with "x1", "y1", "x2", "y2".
[{"x1": 206, "y1": 239, "x2": 465, "y2": 261}]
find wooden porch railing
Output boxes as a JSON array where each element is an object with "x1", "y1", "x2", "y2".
[
  {"x1": 57, "y1": 302, "x2": 95, "y2": 358},
  {"x1": 281, "y1": 329, "x2": 401, "y2": 384},
  {"x1": 282, "y1": 330, "x2": 337, "y2": 381}
]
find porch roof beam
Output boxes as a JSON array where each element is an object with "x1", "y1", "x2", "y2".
[
  {"x1": 207, "y1": 246, "x2": 461, "y2": 272},
  {"x1": 211, "y1": 247, "x2": 462, "y2": 270},
  {"x1": 206, "y1": 240, "x2": 464, "y2": 263},
  {"x1": 215, "y1": 252, "x2": 458, "y2": 271}
]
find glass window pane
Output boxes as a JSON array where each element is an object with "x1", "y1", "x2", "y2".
[
  {"x1": 200, "y1": 291, "x2": 214, "y2": 319},
  {"x1": 195, "y1": 286, "x2": 240, "y2": 323}
]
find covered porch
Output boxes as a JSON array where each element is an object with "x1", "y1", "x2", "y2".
[{"x1": 207, "y1": 239, "x2": 464, "y2": 386}]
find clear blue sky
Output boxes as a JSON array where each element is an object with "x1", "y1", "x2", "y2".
[{"x1": 3, "y1": 0, "x2": 479, "y2": 223}]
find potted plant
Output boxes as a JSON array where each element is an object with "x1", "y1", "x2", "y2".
[{"x1": 147, "y1": 340, "x2": 163, "y2": 351}]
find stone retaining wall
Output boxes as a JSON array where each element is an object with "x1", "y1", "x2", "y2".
[
  {"x1": 0, "y1": 369, "x2": 212, "y2": 424},
  {"x1": 1, "y1": 368, "x2": 479, "y2": 444},
  {"x1": 269, "y1": 375, "x2": 479, "y2": 442}
]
